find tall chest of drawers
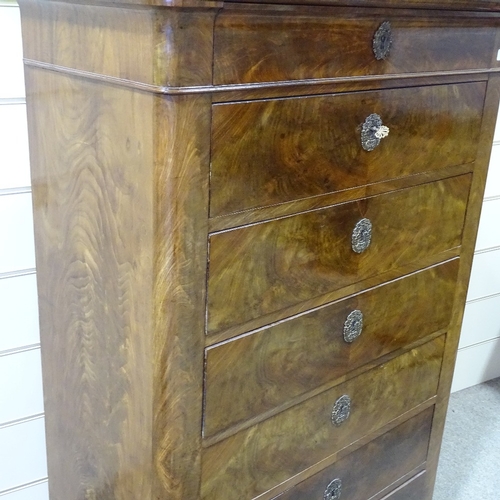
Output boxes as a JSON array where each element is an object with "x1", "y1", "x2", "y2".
[{"x1": 18, "y1": 0, "x2": 500, "y2": 499}]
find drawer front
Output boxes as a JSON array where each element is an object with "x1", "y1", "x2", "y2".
[
  {"x1": 201, "y1": 337, "x2": 444, "y2": 500},
  {"x1": 207, "y1": 175, "x2": 470, "y2": 335},
  {"x1": 214, "y1": 12, "x2": 496, "y2": 85},
  {"x1": 211, "y1": 82, "x2": 484, "y2": 216},
  {"x1": 273, "y1": 407, "x2": 433, "y2": 500},
  {"x1": 204, "y1": 260, "x2": 457, "y2": 438}
]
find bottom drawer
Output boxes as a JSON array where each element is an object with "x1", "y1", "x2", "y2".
[{"x1": 274, "y1": 407, "x2": 433, "y2": 500}]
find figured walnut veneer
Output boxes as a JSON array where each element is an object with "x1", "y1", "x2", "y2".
[
  {"x1": 18, "y1": 0, "x2": 500, "y2": 499},
  {"x1": 211, "y1": 82, "x2": 484, "y2": 215}
]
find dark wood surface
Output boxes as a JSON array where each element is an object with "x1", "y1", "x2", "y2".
[
  {"x1": 20, "y1": 1, "x2": 219, "y2": 88},
  {"x1": 207, "y1": 175, "x2": 470, "y2": 334},
  {"x1": 425, "y1": 74, "x2": 500, "y2": 497},
  {"x1": 201, "y1": 337, "x2": 444, "y2": 499},
  {"x1": 18, "y1": 0, "x2": 500, "y2": 498},
  {"x1": 151, "y1": 93, "x2": 212, "y2": 499},
  {"x1": 273, "y1": 407, "x2": 433, "y2": 500},
  {"x1": 24, "y1": 0, "x2": 500, "y2": 11},
  {"x1": 204, "y1": 260, "x2": 458, "y2": 438},
  {"x1": 211, "y1": 82, "x2": 484, "y2": 215},
  {"x1": 24, "y1": 67, "x2": 156, "y2": 500},
  {"x1": 214, "y1": 9, "x2": 496, "y2": 85},
  {"x1": 20, "y1": 2, "x2": 216, "y2": 499}
]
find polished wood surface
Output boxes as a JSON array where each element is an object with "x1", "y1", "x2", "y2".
[
  {"x1": 207, "y1": 175, "x2": 470, "y2": 334},
  {"x1": 273, "y1": 407, "x2": 433, "y2": 500},
  {"x1": 425, "y1": 74, "x2": 500, "y2": 498},
  {"x1": 20, "y1": 2, "x2": 216, "y2": 498},
  {"x1": 151, "y1": 93, "x2": 212, "y2": 499},
  {"x1": 18, "y1": 0, "x2": 500, "y2": 498},
  {"x1": 201, "y1": 337, "x2": 444, "y2": 499},
  {"x1": 20, "y1": 2, "x2": 218, "y2": 88},
  {"x1": 209, "y1": 162, "x2": 473, "y2": 232},
  {"x1": 214, "y1": 9, "x2": 496, "y2": 85},
  {"x1": 28, "y1": 0, "x2": 500, "y2": 10},
  {"x1": 204, "y1": 260, "x2": 457, "y2": 437},
  {"x1": 25, "y1": 68, "x2": 156, "y2": 500},
  {"x1": 211, "y1": 82, "x2": 484, "y2": 215}
]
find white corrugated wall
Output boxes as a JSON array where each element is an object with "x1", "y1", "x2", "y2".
[{"x1": 0, "y1": 2, "x2": 48, "y2": 498}]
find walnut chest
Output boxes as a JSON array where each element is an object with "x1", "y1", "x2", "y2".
[{"x1": 18, "y1": 0, "x2": 500, "y2": 499}]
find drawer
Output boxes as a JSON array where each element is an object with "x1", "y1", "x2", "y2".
[
  {"x1": 207, "y1": 175, "x2": 470, "y2": 335},
  {"x1": 273, "y1": 407, "x2": 433, "y2": 500},
  {"x1": 201, "y1": 337, "x2": 443, "y2": 499},
  {"x1": 204, "y1": 260, "x2": 457, "y2": 438},
  {"x1": 211, "y1": 82, "x2": 484, "y2": 216},
  {"x1": 214, "y1": 11, "x2": 496, "y2": 85}
]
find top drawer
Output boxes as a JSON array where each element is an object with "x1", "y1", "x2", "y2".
[{"x1": 213, "y1": 11, "x2": 497, "y2": 85}]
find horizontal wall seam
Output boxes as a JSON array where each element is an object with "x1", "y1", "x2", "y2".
[
  {"x1": 474, "y1": 245, "x2": 500, "y2": 255},
  {"x1": 0, "y1": 98, "x2": 26, "y2": 105},
  {"x1": 0, "y1": 269, "x2": 36, "y2": 280},
  {"x1": 0, "y1": 187, "x2": 31, "y2": 197},
  {"x1": 483, "y1": 194, "x2": 500, "y2": 202},
  {"x1": 0, "y1": 344, "x2": 40, "y2": 358},
  {"x1": 466, "y1": 290, "x2": 500, "y2": 304},
  {"x1": 0, "y1": 413, "x2": 44, "y2": 431},
  {"x1": 457, "y1": 336, "x2": 500, "y2": 352},
  {"x1": 0, "y1": 478, "x2": 48, "y2": 497}
]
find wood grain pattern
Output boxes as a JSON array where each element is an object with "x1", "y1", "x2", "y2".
[
  {"x1": 19, "y1": 1, "x2": 500, "y2": 499},
  {"x1": 25, "y1": 68, "x2": 156, "y2": 500},
  {"x1": 151, "y1": 94, "x2": 212, "y2": 499},
  {"x1": 21, "y1": 3, "x2": 216, "y2": 499},
  {"x1": 424, "y1": 74, "x2": 500, "y2": 497},
  {"x1": 27, "y1": 0, "x2": 500, "y2": 10},
  {"x1": 206, "y1": 249, "x2": 459, "y2": 346},
  {"x1": 273, "y1": 407, "x2": 433, "y2": 500},
  {"x1": 203, "y1": 260, "x2": 458, "y2": 437},
  {"x1": 19, "y1": 1, "x2": 218, "y2": 88},
  {"x1": 211, "y1": 82, "x2": 485, "y2": 216},
  {"x1": 214, "y1": 9, "x2": 497, "y2": 85},
  {"x1": 19, "y1": 2, "x2": 156, "y2": 85},
  {"x1": 209, "y1": 163, "x2": 473, "y2": 233},
  {"x1": 225, "y1": 0, "x2": 500, "y2": 10},
  {"x1": 201, "y1": 337, "x2": 444, "y2": 500},
  {"x1": 207, "y1": 175, "x2": 471, "y2": 335}
]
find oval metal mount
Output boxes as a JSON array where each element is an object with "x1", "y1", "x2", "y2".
[
  {"x1": 331, "y1": 394, "x2": 351, "y2": 426},
  {"x1": 324, "y1": 478, "x2": 342, "y2": 500},
  {"x1": 352, "y1": 218, "x2": 372, "y2": 254},
  {"x1": 373, "y1": 21, "x2": 393, "y2": 60},
  {"x1": 343, "y1": 310, "x2": 364, "y2": 343}
]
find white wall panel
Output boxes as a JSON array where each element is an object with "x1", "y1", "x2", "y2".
[
  {"x1": 0, "y1": 274, "x2": 39, "y2": 353},
  {"x1": 0, "y1": 104, "x2": 30, "y2": 189},
  {"x1": 0, "y1": 193, "x2": 35, "y2": 274},
  {"x1": 451, "y1": 339, "x2": 500, "y2": 392},
  {"x1": 0, "y1": 6, "x2": 24, "y2": 99},
  {"x1": 485, "y1": 145, "x2": 500, "y2": 199},
  {"x1": 475, "y1": 197, "x2": 500, "y2": 251},
  {"x1": 0, "y1": 482, "x2": 49, "y2": 500},
  {"x1": 466, "y1": 249, "x2": 500, "y2": 301},
  {"x1": 459, "y1": 294, "x2": 500, "y2": 348},
  {"x1": 0, "y1": 349, "x2": 43, "y2": 425},
  {"x1": 0, "y1": 418, "x2": 47, "y2": 493}
]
